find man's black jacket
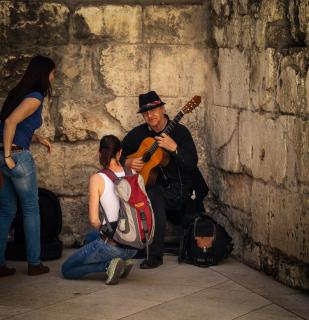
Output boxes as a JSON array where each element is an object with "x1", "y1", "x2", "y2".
[{"x1": 120, "y1": 121, "x2": 198, "y2": 187}]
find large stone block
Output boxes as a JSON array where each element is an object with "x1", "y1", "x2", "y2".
[
  {"x1": 299, "y1": 0, "x2": 309, "y2": 46},
  {"x1": 300, "y1": 122, "x2": 309, "y2": 183},
  {"x1": 150, "y1": 46, "x2": 208, "y2": 97},
  {"x1": 209, "y1": 170, "x2": 252, "y2": 213},
  {"x1": 34, "y1": 97, "x2": 56, "y2": 141},
  {"x1": 212, "y1": 49, "x2": 250, "y2": 108},
  {"x1": 305, "y1": 69, "x2": 309, "y2": 115},
  {"x1": 0, "y1": 2, "x2": 69, "y2": 46},
  {"x1": 276, "y1": 66, "x2": 302, "y2": 115},
  {"x1": 281, "y1": 116, "x2": 303, "y2": 192},
  {"x1": 269, "y1": 189, "x2": 308, "y2": 263},
  {"x1": 105, "y1": 97, "x2": 143, "y2": 132},
  {"x1": 143, "y1": 6, "x2": 206, "y2": 44},
  {"x1": 250, "y1": 181, "x2": 271, "y2": 245},
  {"x1": 0, "y1": 54, "x2": 33, "y2": 95},
  {"x1": 205, "y1": 105, "x2": 240, "y2": 172},
  {"x1": 57, "y1": 98, "x2": 125, "y2": 142},
  {"x1": 214, "y1": 15, "x2": 254, "y2": 49},
  {"x1": 250, "y1": 49, "x2": 278, "y2": 112},
  {"x1": 255, "y1": 0, "x2": 294, "y2": 48},
  {"x1": 239, "y1": 112, "x2": 287, "y2": 185},
  {"x1": 73, "y1": 5, "x2": 142, "y2": 43},
  {"x1": 59, "y1": 196, "x2": 89, "y2": 247},
  {"x1": 31, "y1": 141, "x2": 100, "y2": 196},
  {"x1": 100, "y1": 44, "x2": 149, "y2": 96}
]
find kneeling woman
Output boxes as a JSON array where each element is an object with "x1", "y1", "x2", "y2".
[{"x1": 62, "y1": 135, "x2": 137, "y2": 285}]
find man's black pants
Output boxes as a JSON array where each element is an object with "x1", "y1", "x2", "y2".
[{"x1": 147, "y1": 185, "x2": 186, "y2": 258}]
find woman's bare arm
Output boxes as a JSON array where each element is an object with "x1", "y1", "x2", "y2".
[{"x1": 88, "y1": 174, "x2": 104, "y2": 230}]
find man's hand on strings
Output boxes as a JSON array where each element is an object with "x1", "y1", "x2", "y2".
[{"x1": 155, "y1": 133, "x2": 177, "y2": 152}]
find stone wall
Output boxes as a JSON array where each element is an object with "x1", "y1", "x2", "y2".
[
  {"x1": 203, "y1": 0, "x2": 309, "y2": 290},
  {"x1": 0, "y1": 0, "x2": 308, "y2": 289},
  {"x1": 0, "y1": 1, "x2": 208, "y2": 244}
]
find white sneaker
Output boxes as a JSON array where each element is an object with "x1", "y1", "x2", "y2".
[
  {"x1": 120, "y1": 259, "x2": 134, "y2": 279},
  {"x1": 105, "y1": 258, "x2": 124, "y2": 285}
]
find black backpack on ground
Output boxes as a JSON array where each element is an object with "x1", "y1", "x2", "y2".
[
  {"x1": 178, "y1": 214, "x2": 233, "y2": 267},
  {"x1": 6, "y1": 187, "x2": 63, "y2": 261}
]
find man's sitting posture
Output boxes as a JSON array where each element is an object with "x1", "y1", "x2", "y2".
[{"x1": 121, "y1": 91, "x2": 198, "y2": 269}]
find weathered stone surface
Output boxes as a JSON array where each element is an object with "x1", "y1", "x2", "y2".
[
  {"x1": 250, "y1": 181, "x2": 271, "y2": 246},
  {"x1": 35, "y1": 97, "x2": 56, "y2": 141},
  {"x1": 277, "y1": 66, "x2": 302, "y2": 115},
  {"x1": 211, "y1": 171, "x2": 252, "y2": 213},
  {"x1": 213, "y1": 15, "x2": 254, "y2": 49},
  {"x1": 250, "y1": 181, "x2": 308, "y2": 263},
  {"x1": 73, "y1": 5, "x2": 142, "y2": 43},
  {"x1": 100, "y1": 44, "x2": 149, "y2": 96},
  {"x1": 31, "y1": 142, "x2": 100, "y2": 196},
  {"x1": 281, "y1": 116, "x2": 303, "y2": 192},
  {"x1": 0, "y1": 54, "x2": 33, "y2": 95},
  {"x1": 300, "y1": 122, "x2": 309, "y2": 183},
  {"x1": 143, "y1": 6, "x2": 206, "y2": 44},
  {"x1": 212, "y1": 49, "x2": 250, "y2": 108},
  {"x1": 299, "y1": 0, "x2": 309, "y2": 46},
  {"x1": 268, "y1": 189, "x2": 308, "y2": 263},
  {"x1": 210, "y1": 0, "x2": 232, "y2": 17},
  {"x1": 105, "y1": 97, "x2": 142, "y2": 132},
  {"x1": 0, "y1": 2, "x2": 70, "y2": 46},
  {"x1": 255, "y1": 0, "x2": 294, "y2": 48},
  {"x1": 250, "y1": 49, "x2": 277, "y2": 112},
  {"x1": 58, "y1": 98, "x2": 125, "y2": 142},
  {"x1": 59, "y1": 196, "x2": 90, "y2": 247},
  {"x1": 239, "y1": 112, "x2": 286, "y2": 184},
  {"x1": 305, "y1": 69, "x2": 309, "y2": 114},
  {"x1": 150, "y1": 46, "x2": 208, "y2": 97},
  {"x1": 205, "y1": 105, "x2": 240, "y2": 172}
]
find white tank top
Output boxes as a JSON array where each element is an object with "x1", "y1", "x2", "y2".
[{"x1": 97, "y1": 171, "x2": 125, "y2": 224}]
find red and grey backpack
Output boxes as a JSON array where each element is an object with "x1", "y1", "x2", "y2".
[{"x1": 99, "y1": 167, "x2": 155, "y2": 258}]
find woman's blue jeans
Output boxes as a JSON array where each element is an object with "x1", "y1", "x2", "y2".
[
  {"x1": 62, "y1": 236, "x2": 137, "y2": 279},
  {"x1": 0, "y1": 150, "x2": 41, "y2": 266}
]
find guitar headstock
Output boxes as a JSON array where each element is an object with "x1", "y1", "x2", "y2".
[{"x1": 182, "y1": 96, "x2": 202, "y2": 114}]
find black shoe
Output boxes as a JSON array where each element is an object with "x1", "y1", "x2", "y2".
[{"x1": 140, "y1": 256, "x2": 163, "y2": 269}]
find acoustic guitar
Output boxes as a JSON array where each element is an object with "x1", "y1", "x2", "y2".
[{"x1": 127, "y1": 96, "x2": 202, "y2": 186}]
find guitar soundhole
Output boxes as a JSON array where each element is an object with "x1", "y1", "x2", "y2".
[{"x1": 142, "y1": 152, "x2": 151, "y2": 163}]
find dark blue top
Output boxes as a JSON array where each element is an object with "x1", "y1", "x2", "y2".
[{"x1": 0, "y1": 91, "x2": 44, "y2": 149}]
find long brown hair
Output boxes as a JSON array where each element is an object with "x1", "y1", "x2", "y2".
[
  {"x1": 99, "y1": 135, "x2": 121, "y2": 168},
  {"x1": 0, "y1": 55, "x2": 55, "y2": 122}
]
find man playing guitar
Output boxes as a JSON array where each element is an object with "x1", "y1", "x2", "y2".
[{"x1": 121, "y1": 91, "x2": 198, "y2": 269}]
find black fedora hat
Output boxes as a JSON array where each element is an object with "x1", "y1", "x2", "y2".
[{"x1": 138, "y1": 91, "x2": 165, "y2": 113}]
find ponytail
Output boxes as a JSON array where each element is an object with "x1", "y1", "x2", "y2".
[{"x1": 99, "y1": 135, "x2": 121, "y2": 168}]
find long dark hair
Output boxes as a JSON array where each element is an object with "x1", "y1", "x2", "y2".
[
  {"x1": 0, "y1": 55, "x2": 55, "y2": 121},
  {"x1": 99, "y1": 135, "x2": 122, "y2": 168}
]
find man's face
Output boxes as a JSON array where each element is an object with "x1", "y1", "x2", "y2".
[{"x1": 142, "y1": 106, "x2": 165, "y2": 129}]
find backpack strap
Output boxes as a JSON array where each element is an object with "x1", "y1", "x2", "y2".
[
  {"x1": 100, "y1": 168, "x2": 118, "y2": 182},
  {"x1": 124, "y1": 166, "x2": 133, "y2": 176},
  {"x1": 99, "y1": 202, "x2": 114, "y2": 235},
  {"x1": 100, "y1": 166, "x2": 133, "y2": 182}
]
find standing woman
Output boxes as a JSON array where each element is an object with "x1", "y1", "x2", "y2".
[{"x1": 0, "y1": 55, "x2": 55, "y2": 277}]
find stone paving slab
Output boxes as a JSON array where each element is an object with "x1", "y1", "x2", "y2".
[{"x1": 0, "y1": 250, "x2": 308, "y2": 320}]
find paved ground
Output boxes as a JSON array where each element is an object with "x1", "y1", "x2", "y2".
[{"x1": 0, "y1": 249, "x2": 308, "y2": 320}]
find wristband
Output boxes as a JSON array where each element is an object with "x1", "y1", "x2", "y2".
[{"x1": 4, "y1": 155, "x2": 11, "y2": 159}]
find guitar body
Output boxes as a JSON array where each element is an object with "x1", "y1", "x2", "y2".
[
  {"x1": 128, "y1": 137, "x2": 167, "y2": 186},
  {"x1": 127, "y1": 95, "x2": 201, "y2": 187}
]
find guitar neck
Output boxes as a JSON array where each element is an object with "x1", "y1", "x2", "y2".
[{"x1": 148, "y1": 110, "x2": 185, "y2": 155}]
